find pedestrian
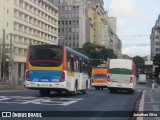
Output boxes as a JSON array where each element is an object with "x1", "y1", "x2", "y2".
[{"x1": 152, "y1": 80, "x2": 156, "y2": 91}]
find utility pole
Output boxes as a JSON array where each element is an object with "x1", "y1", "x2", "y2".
[
  {"x1": 9, "y1": 33, "x2": 14, "y2": 87},
  {"x1": 1, "y1": 29, "x2": 6, "y2": 81}
]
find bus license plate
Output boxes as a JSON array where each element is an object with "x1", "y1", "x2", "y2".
[
  {"x1": 41, "y1": 84, "x2": 49, "y2": 86},
  {"x1": 118, "y1": 84, "x2": 122, "y2": 87},
  {"x1": 40, "y1": 79, "x2": 48, "y2": 82}
]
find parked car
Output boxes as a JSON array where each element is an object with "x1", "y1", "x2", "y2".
[{"x1": 138, "y1": 74, "x2": 146, "y2": 84}]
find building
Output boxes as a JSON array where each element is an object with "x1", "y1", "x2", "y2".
[
  {"x1": 0, "y1": 0, "x2": 58, "y2": 85},
  {"x1": 150, "y1": 14, "x2": 160, "y2": 59},
  {"x1": 51, "y1": 0, "x2": 90, "y2": 48}
]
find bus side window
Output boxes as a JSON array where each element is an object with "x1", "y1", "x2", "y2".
[
  {"x1": 83, "y1": 60, "x2": 88, "y2": 73},
  {"x1": 79, "y1": 59, "x2": 83, "y2": 73},
  {"x1": 75, "y1": 57, "x2": 79, "y2": 71},
  {"x1": 70, "y1": 57, "x2": 74, "y2": 71},
  {"x1": 67, "y1": 52, "x2": 70, "y2": 70}
]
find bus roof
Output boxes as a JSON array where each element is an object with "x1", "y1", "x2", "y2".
[{"x1": 66, "y1": 47, "x2": 89, "y2": 60}]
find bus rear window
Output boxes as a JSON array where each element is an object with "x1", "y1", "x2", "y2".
[{"x1": 29, "y1": 45, "x2": 63, "y2": 67}]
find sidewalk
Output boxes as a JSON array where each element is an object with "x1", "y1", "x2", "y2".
[
  {"x1": 0, "y1": 84, "x2": 31, "y2": 92},
  {"x1": 137, "y1": 82, "x2": 160, "y2": 120}
]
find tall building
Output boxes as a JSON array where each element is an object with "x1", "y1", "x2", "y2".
[
  {"x1": 151, "y1": 14, "x2": 160, "y2": 59},
  {"x1": 87, "y1": 0, "x2": 122, "y2": 58},
  {"x1": 51, "y1": 0, "x2": 90, "y2": 48},
  {"x1": 0, "y1": 0, "x2": 58, "y2": 85}
]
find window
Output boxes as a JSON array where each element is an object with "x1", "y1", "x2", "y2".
[
  {"x1": 65, "y1": 21, "x2": 68, "y2": 25},
  {"x1": 29, "y1": 45, "x2": 63, "y2": 67},
  {"x1": 83, "y1": 60, "x2": 88, "y2": 73},
  {"x1": 79, "y1": 59, "x2": 82, "y2": 72},
  {"x1": 156, "y1": 35, "x2": 159, "y2": 39},
  {"x1": 70, "y1": 57, "x2": 74, "y2": 71},
  {"x1": 73, "y1": 6, "x2": 75, "y2": 10}
]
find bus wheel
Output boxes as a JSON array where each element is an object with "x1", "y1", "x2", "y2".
[
  {"x1": 110, "y1": 89, "x2": 114, "y2": 93},
  {"x1": 39, "y1": 90, "x2": 50, "y2": 97},
  {"x1": 129, "y1": 90, "x2": 134, "y2": 94},
  {"x1": 82, "y1": 90, "x2": 86, "y2": 94}
]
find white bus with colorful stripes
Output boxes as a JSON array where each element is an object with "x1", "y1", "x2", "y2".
[
  {"x1": 107, "y1": 59, "x2": 136, "y2": 94},
  {"x1": 25, "y1": 45, "x2": 90, "y2": 96}
]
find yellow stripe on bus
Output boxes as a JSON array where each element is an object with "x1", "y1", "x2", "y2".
[
  {"x1": 67, "y1": 72, "x2": 74, "y2": 76},
  {"x1": 28, "y1": 63, "x2": 63, "y2": 70}
]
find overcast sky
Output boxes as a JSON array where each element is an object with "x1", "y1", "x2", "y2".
[{"x1": 104, "y1": 0, "x2": 160, "y2": 57}]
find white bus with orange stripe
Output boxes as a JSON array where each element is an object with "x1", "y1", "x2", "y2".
[{"x1": 107, "y1": 59, "x2": 136, "y2": 94}]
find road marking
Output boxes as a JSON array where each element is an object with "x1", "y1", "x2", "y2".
[
  {"x1": 137, "y1": 91, "x2": 145, "y2": 120},
  {"x1": 0, "y1": 96, "x2": 83, "y2": 106}
]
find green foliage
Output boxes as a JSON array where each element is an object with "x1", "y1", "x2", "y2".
[
  {"x1": 74, "y1": 42, "x2": 117, "y2": 76},
  {"x1": 153, "y1": 54, "x2": 160, "y2": 82},
  {"x1": 153, "y1": 54, "x2": 160, "y2": 63},
  {"x1": 132, "y1": 56, "x2": 145, "y2": 72}
]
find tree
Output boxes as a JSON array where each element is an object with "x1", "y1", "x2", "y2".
[
  {"x1": 132, "y1": 56, "x2": 145, "y2": 73},
  {"x1": 153, "y1": 54, "x2": 160, "y2": 82},
  {"x1": 75, "y1": 42, "x2": 117, "y2": 76},
  {"x1": 153, "y1": 54, "x2": 160, "y2": 63}
]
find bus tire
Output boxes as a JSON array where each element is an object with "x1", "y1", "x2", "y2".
[
  {"x1": 110, "y1": 89, "x2": 115, "y2": 93},
  {"x1": 39, "y1": 90, "x2": 50, "y2": 97},
  {"x1": 129, "y1": 90, "x2": 134, "y2": 94}
]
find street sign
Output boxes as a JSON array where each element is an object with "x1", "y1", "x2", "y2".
[{"x1": 145, "y1": 61, "x2": 153, "y2": 65}]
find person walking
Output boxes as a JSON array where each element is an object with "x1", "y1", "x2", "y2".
[{"x1": 152, "y1": 80, "x2": 156, "y2": 91}]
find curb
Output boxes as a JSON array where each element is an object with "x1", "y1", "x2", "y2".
[{"x1": 136, "y1": 90, "x2": 145, "y2": 120}]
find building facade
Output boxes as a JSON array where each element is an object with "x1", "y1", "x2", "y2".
[
  {"x1": 151, "y1": 14, "x2": 160, "y2": 59},
  {"x1": 0, "y1": 0, "x2": 58, "y2": 85},
  {"x1": 51, "y1": 0, "x2": 90, "y2": 48}
]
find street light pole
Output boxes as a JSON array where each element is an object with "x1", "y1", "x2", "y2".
[
  {"x1": 9, "y1": 33, "x2": 14, "y2": 87},
  {"x1": 1, "y1": 29, "x2": 6, "y2": 81}
]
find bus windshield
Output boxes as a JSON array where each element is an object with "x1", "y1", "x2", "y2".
[{"x1": 29, "y1": 45, "x2": 63, "y2": 67}]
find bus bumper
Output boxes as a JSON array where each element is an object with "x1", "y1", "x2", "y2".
[{"x1": 25, "y1": 81, "x2": 66, "y2": 90}]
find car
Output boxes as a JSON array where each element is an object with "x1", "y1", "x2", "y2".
[{"x1": 138, "y1": 74, "x2": 147, "y2": 84}]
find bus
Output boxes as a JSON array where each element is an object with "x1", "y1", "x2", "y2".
[
  {"x1": 25, "y1": 45, "x2": 90, "y2": 96},
  {"x1": 107, "y1": 59, "x2": 136, "y2": 94},
  {"x1": 91, "y1": 67, "x2": 108, "y2": 90}
]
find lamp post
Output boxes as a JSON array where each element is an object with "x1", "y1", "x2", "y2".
[{"x1": 9, "y1": 33, "x2": 15, "y2": 87}]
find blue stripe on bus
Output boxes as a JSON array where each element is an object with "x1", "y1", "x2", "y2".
[
  {"x1": 29, "y1": 70, "x2": 62, "y2": 82},
  {"x1": 93, "y1": 75, "x2": 108, "y2": 78}
]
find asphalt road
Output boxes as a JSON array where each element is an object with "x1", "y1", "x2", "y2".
[{"x1": 0, "y1": 79, "x2": 154, "y2": 120}]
